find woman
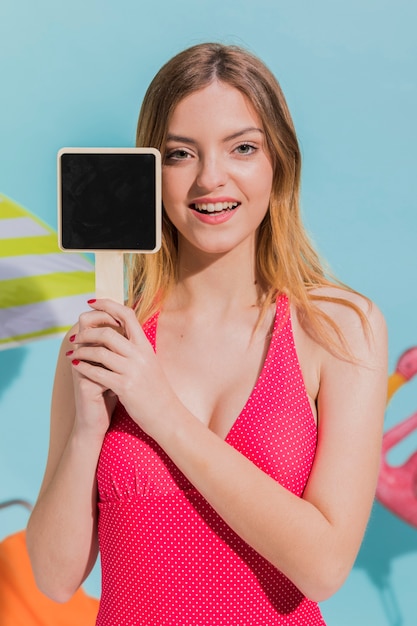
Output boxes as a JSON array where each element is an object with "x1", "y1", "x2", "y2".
[{"x1": 27, "y1": 43, "x2": 388, "y2": 625}]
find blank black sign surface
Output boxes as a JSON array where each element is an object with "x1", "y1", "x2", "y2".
[{"x1": 59, "y1": 151, "x2": 158, "y2": 251}]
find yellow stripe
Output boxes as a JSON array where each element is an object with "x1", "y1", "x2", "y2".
[
  {"x1": 0, "y1": 196, "x2": 28, "y2": 219},
  {"x1": 0, "y1": 194, "x2": 55, "y2": 230},
  {"x1": 0, "y1": 272, "x2": 95, "y2": 308},
  {"x1": 0, "y1": 234, "x2": 60, "y2": 257},
  {"x1": 0, "y1": 325, "x2": 72, "y2": 346}
]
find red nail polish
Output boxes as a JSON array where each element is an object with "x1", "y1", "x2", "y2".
[
  {"x1": 69, "y1": 334, "x2": 76, "y2": 342},
  {"x1": 72, "y1": 359, "x2": 80, "y2": 366},
  {"x1": 87, "y1": 298, "x2": 96, "y2": 304},
  {"x1": 65, "y1": 350, "x2": 74, "y2": 356}
]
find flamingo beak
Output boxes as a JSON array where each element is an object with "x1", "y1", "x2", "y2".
[{"x1": 387, "y1": 372, "x2": 407, "y2": 403}]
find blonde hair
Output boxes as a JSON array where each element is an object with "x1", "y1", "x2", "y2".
[{"x1": 127, "y1": 42, "x2": 366, "y2": 357}]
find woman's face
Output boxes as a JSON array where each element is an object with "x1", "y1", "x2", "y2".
[{"x1": 162, "y1": 80, "x2": 274, "y2": 258}]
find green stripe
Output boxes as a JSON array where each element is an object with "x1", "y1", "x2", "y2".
[
  {"x1": 0, "y1": 325, "x2": 72, "y2": 346},
  {"x1": 0, "y1": 235, "x2": 61, "y2": 257},
  {"x1": 0, "y1": 271, "x2": 95, "y2": 308}
]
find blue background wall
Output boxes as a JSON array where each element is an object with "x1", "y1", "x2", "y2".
[{"x1": 1, "y1": 1, "x2": 416, "y2": 623}]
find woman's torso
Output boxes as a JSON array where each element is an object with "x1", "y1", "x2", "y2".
[{"x1": 95, "y1": 294, "x2": 326, "y2": 625}]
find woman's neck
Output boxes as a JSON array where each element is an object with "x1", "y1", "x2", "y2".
[{"x1": 166, "y1": 243, "x2": 263, "y2": 316}]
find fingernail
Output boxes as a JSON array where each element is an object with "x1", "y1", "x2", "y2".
[
  {"x1": 69, "y1": 334, "x2": 76, "y2": 342},
  {"x1": 72, "y1": 359, "x2": 80, "y2": 366},
  {"x1": 87, "y1": 298, "x2": 96, "y2": 304},
  {"x1": 65, "y1": 350, "x2": 74, "y2": 356}
]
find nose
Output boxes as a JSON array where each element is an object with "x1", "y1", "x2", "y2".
[{"x1": 195, "y1": 154, "x2": 227, "y2": 191}]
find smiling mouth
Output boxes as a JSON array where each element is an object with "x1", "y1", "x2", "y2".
[{"x1": 191, "y1": 201, "x2": 240, "y2": 214}]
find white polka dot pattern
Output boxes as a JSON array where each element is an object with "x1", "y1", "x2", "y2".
[{"x1": 95, "y1": 295, "x2": 326, "y2": 625}]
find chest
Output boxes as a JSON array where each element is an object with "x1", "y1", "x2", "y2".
[
  {"x1": 143, "y1": 296, "x2": 317, "y2": 436},
  {"x1": 99, "y1": 313, "x2": 318, "y2": 501},
  {"x1": 158, "y1": 316, "x2": 273, "y2": 438},
  {"x1": 98, "y1": 297, "x2": 318, "y2": 502}
]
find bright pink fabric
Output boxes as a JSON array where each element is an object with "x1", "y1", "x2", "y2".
[{"x1": 96, "y1": 295, "x2": 326, "y2": 625}]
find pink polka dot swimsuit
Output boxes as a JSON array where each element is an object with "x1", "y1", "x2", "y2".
[{"x1": 96, "y1": 294, "x2": 326, "y2": 625}]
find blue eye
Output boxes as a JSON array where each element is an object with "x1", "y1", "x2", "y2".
[{"x1": 235, "y1": 143, "x2": 256, "y2": 155}]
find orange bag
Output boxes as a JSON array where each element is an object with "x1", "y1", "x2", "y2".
[{"x1": 0, "y1": 530, "x2": 99, "y2": 626}]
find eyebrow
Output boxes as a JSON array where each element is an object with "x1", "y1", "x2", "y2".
[{"x1": 166, "y1": 127, "x2": 264, "y2": 145}]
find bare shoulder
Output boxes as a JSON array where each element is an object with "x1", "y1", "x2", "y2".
[
  {"x1": 309, "y1": 284, "x2": 382, "y2": 318},
  {"x1": 309, "y1": 285, "x2": 387, "y2": 365}
]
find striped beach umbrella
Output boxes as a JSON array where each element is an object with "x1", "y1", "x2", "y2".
[{"x1": 0, "y1": 193, "x2": 95, "y2": 350}]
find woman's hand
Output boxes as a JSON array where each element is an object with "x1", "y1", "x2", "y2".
[{"x1": 67, "y1": 299, "x2": 172, "y2": 438}]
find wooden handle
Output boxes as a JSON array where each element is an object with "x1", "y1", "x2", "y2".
[{"x1": 95, "y1": 252, "x2": 125, "y2": 303}]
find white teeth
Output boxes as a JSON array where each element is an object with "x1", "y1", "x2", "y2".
[{"x1": 194, "y1": 202, "x2": 238, "y2": 213}]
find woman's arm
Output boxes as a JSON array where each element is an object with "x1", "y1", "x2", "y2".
[
  {"x1": 67, "y1": 296, "x2": 388, "y2": 602},
  {"x1": 26, "y1": 319, "x2": 117, "y2": 602}
]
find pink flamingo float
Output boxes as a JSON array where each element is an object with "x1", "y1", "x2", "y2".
[{"x1": 376, "y1": 347, "x2": 417, "y2": 528}]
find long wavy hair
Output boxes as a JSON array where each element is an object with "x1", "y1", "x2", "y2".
[{"x1": 127, "y1": 42, "x2": 366, "y2": 357}]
